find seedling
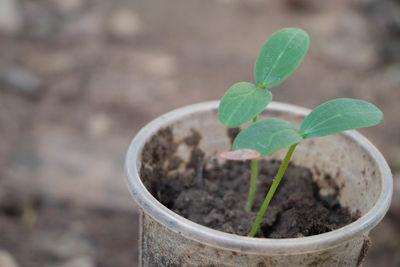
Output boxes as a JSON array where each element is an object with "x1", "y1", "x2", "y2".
[
  {"x1": 232, "y1": 98, "x2": 383, "y2": 237},
  {"x1": 217, "y1": 28, "x2": 383, "y2": 237},
  {"x1": 218, "y1": 28, "x2": 309, "y2": 211}
]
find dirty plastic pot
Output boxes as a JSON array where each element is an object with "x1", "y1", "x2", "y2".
[{"x1": 125, "y1": 101, "x2": 392, "y2": 266}]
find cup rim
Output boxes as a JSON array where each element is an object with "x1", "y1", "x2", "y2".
[{"x1": 125, "y1": 100, "x2": 392, "y2": 255}]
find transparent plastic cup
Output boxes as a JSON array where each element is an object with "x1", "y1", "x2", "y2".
[{"x1": 125, "y1": 101, "x2": 392, "y2": 266}]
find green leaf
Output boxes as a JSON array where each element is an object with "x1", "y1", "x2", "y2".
[
  {"x1": 299, "y1": 98, "x2": 383, "y2": 139},
  {"x1": 218, "y1": 82, "x2": 272, "y2": 127},
  {"x1": 254, "y1": 28, "x2": 309, "y2": 89},
  {"x1": 233, "y1": 118, "x2": 303, "y2": 157}
]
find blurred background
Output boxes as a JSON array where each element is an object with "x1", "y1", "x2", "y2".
[{"x1": 0, "y1": 0, "x2": 399, "y2": 266}]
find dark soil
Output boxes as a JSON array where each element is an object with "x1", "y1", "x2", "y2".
[{"x1": 141, "y1": 127, "x2": 359, "y2": 238}]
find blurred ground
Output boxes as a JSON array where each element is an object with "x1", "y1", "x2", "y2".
[{"x1": 0, "y1": 0, "x2": 399, "y2": 266}]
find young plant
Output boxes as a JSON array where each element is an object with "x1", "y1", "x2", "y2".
[
  {"x1": 231, "y1": 98, "x2": 383, "y2": 237},
  {"x1": 218, "y1": 28, "x2": 309, "y2": 211}
]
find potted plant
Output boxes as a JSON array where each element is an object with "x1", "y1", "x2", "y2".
[{"x1": 125, "y1": 28, "x2": 392, "y2": 266}]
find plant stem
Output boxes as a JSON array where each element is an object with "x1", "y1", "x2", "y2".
[
  {"x1": 245, "y1": 116, "x2": 258, "y2": 212},
  {"x1": 248, "y1": 143, "x2": 298, "y2": 237},
  {"x1": 246, "y1": 159, "x2": 258, "y2": 211}
]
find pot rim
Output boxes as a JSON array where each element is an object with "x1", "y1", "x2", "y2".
[{"x1": 125, "y1": 100, "x2": 392, "y2": 255}]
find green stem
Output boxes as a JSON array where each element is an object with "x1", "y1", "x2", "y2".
[
  {"x1": 246, "y1": 159, "x2": 258, "y2": 212},
  {"x1": 245, "y1": 116, "x2": 258, "y2": 212},
  {"x1": 248, "y1": 143, "x2": 298, "y2": 237}
]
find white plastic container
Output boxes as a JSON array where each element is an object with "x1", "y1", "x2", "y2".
[{"x1": 125, "y1": 101, "x2": 392, "y2": 266}]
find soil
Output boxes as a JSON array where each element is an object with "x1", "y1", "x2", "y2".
[
  {"x1": 0, "y1": 191, "x2": 139, "y2": 267},
  {"x1": 140, "y1": 127, "x2": 358, "y2": 238}
]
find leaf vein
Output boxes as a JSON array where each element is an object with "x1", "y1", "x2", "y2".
[{"x1": 263, "y1": 29, "x2": 300, "y2": 86}]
